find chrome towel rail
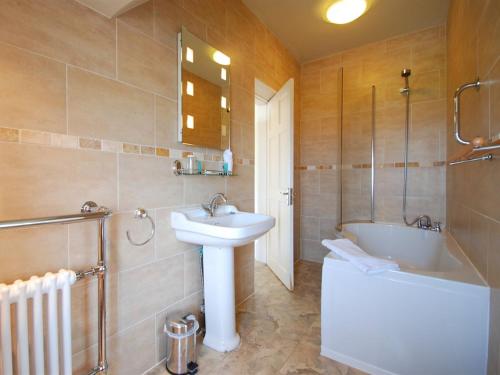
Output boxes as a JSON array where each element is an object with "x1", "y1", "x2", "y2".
[
  {"x1": 449, "y1": 153, "x2": 493, "y2": 166},
  {"x1": 0, "y1": 201, "x2": 112, "y2": 374}
]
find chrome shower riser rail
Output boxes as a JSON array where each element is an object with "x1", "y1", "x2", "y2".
[
  {"x1": 401, "y1": 69, "x2": 414, "y2": 227},
  {"x1": 370, "y1": 85, "x2": 376, "y2": 223},
  {"x1": 0, "y1": 202, "x2": 111, "y2": 375}
]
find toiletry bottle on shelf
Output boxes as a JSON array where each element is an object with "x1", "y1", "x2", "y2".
[{"x1": 223, "y1": 149, "x2": 233, "y2": 175}]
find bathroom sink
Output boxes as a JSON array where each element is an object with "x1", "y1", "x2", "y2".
[
  {"x1": 170, "y1": 204, "x2": 275, "y2": 353},
  {"x1": 170, "y1": 205, "x2": 275, "y2": 247}
]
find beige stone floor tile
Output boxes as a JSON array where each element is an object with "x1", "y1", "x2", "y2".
[
  {"x1": 279, "y1": 342, "x2": 349, "y2": 375},
  {"x1": 147, "y1": 261, "x2": 364, "y2": 375}
]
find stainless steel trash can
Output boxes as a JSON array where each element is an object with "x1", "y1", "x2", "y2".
[{"x1": 164, "y1": 314, "x2": 199, "y2": 375}]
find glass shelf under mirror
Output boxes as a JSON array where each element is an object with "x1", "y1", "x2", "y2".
[
  {"x1": 175, "y1": 169, "x2": 235, "y2": 177},
  {"x1": 172, "y1": 159, "x2": 235, "y2": 176}
]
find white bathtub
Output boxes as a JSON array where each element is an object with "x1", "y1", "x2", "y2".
[{"x1": 321, "y1": 223, "x2": 490, "y2": 375}]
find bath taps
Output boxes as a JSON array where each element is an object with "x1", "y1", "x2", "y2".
[
  {"x1": 202, "y1": 193, "x2": 227, "y2": 217},
  {"x1": 416, "y1": 215, "x2": 441, "y2": 232}
]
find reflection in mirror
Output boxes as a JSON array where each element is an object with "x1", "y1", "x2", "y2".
[{"x1": 178, "y1": 27, "x2": 230, "y2": 150}]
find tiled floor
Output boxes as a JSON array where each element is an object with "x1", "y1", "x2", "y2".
[{"x1": 147, "y1": 261, "x2": 366, "y2": 375}]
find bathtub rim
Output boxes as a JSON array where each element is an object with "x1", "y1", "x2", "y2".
[{"x1": 329, "y1": 221, "x2": 488, "y2": 287}]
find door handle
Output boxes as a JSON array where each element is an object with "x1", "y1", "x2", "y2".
[{"x1": 280, "y1": 188, "x2": 293, "y2": 206}]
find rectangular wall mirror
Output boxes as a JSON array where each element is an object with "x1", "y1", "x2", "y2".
[{"x1": 178, "y1": 27, "x2": 231, "y2": 150}]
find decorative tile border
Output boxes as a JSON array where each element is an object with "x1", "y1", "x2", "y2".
[
  {"x1": 0, "y1": 127, "x2": 254, "y2": 166},
  {"x1": 296, "y1": 161, "x2": 446, "y2": 170}
]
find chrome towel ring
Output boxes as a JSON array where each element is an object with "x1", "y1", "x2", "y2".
[{"x1": 126, "y1": 208, "x2": 155, "y2": 246}]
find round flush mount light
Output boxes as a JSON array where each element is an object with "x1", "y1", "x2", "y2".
[
  {"x1": 213, "y1": 50, "x2": 231, "y2": 66},
  {"x1": 326, "y1": 0, "x2": 367, "y2": 24}
]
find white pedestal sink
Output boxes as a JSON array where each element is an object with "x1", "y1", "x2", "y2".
[{"x1": 171, "y1": 205, "x2": 275, "y2": 352}]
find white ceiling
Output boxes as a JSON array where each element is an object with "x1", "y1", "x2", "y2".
[{"x1": 242, "y1": 0, "x2": 449, "y2": 62}]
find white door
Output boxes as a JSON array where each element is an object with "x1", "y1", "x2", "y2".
[{"x1": 267, "y1": 79, "x2": 294, "y2": 290}]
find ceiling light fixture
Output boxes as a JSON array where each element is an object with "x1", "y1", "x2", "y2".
[
  {"x1": 213, "y1": 51, "x2": 231, "y2": 66},
  {"x1": 326, "y1": 0, "x2": 367, "y2": 24}
]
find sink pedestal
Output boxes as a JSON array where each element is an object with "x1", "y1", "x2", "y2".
[{"x1": 202, "y1": 245, "x2": 241, "y2": 352}]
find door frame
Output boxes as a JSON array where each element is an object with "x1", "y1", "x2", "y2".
[{"x1": 254, "y1": 79, "x2": 276, "y2": 263}]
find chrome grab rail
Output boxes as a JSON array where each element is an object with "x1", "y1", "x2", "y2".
[
  {"x1": 454, "y1": 79, "x2": 480, "y2": 146},
  {"x1": 453, "y1": 78, "x2": 500, "y2": 155},
  {"x1": 0, "y1": 201, "x2": 111, "y2": 374}
]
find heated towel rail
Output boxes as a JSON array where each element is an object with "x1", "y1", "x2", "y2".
[{"x1": 0, "y1": 201, "x2": 112, "y2": 374}]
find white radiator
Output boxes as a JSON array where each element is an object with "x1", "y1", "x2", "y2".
[{"x1": 0, "y1": 269, "x2": 77, "y2": 375}]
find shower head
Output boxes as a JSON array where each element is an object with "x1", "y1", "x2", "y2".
[{"x1": 401, "y1": 69, "x2": 411, "y2": 77}]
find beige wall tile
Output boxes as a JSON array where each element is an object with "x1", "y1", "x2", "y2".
[
  {"x1": 51, "y1": 133, "x2": 79, "y2": 148},
  {"x1": 319, "y1": 170, "x2": 339, "y2": 195},
  {"x1": 0, "y1": 143, "x2": 117, "y2": 219},
  {"x1": 488, "y1": 220, "x2": 500, "y2": 288},
  {"x1": 0, "y1": 0, "x2": 116, "y2": 77},
  {"x1": 183, "y1": 175, "x2": 226, "y2": 205},
  {"x1": 468, "y1": 210, "x2": 490, "y2": 277},
  {"x1": 0, "y1": 127, "x2": 19, "y2": 142},
  {"x1": 108, "y1": 317, "x2": 157, "y2": 375},
  {"x1": 73, "y1": 315, "x2": 156, "y2": 375},
  {"x1": 119, "y1": 0, "x2": 154, "y2": 37},
  {"x1": 155, "y1": 207, "x2": 197, "y2": 260},
  {"x1": 231, "y1": 85, "x2": 254, "y2": 126},
  {"x1": 0, "y1": 226, "x2": 67, "y2": 284},
  {"x1": 118, "y1": 153, "x2": 183, "y2": 210},
  {"x1": 301, "y1": 239, "x2": 328, "y2": 263},
  {"x1": 183, "y1": 0, "x2": 226, "y2": 37},
  {"x1": 117, "y1": 255, "x2": 184, "y2": 331},
  {"x1": 122, "y1": 143, "x2": 140, "y2": 154},
  {"x1": 490, "y1": 59, "x2": 500, "y2": 138},
  {"x1": 320, "y1": 218, "x2": 338, "y2": 239},
  {"x1": 154, "y1": 0, "x2": 204, "y2": 50},
  {"x1": 387, "y1": 26, "x2": 442, "y2": 51},
  {"x1": 19, "y1": 130, "x2": 51, "y2": 145},
  {"x1": 477, "y1": 0, "x2": 500, "y2": 77},
  {"x1": 301, "y1": 94, "x2": 338, "y2": 120},
  {"x1": 79, "y1": 137, "x2": 102, "y2": 150},
  {"x1": 300, "y1": 216, "x2": 320, "y2": 240},
  {"x1": 184, "y1": 248, "x2": 202, "y2": 295},
  {"x1": 118, "y1": 21, "x2": 177, "y2": 98},
  {"x1": 71, "y1": 274, "x2": 119, "y2": 354},
  {"x1": 300, "y1": 171, "x2": 320, "y2": 195},
  {"x1": 227, "y1": 165, "x2": 254, "y2": 201},
  {"x1": 68, "y1": 67, "x2": 155, "y2": 145},
  {"x1": 155, "y1": 96, "x2": 179, "y2": 148},
  {"x1": 0, "y1": 43, "x2": 66, "y2": 133}
]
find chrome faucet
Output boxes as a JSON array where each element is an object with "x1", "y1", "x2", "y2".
[
  {"x1": 416, "y1": 215, "x2": 441, "y2": 232},
  {"x1": 202, "y1": 193, "x2": 227, "y2": 217}
]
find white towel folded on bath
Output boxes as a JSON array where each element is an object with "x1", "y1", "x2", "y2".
[{"x1": 321, "y1": 238, "x2": 400, "y2": 275}]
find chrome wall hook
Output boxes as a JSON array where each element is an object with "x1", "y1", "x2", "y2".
[{"x1": 126, "y1": 208, "x2": 155, "y2": 246}]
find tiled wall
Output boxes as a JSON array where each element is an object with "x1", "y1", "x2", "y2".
[
  {"x1": 0, "y1": 1, "x2": 299, "y2": 374},
  {"x1": 446, "y1": 1, "x2": 500, "y2": 373},
  {"x1": 299, "y1": 25, "x2": 447, "y2": 262}
]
